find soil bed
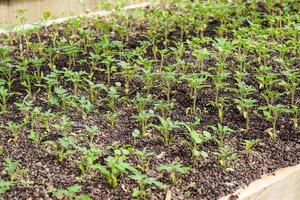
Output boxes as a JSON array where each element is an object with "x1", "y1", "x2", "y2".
[{"x1": 0, "y1": 1, "x2": 299, "y2": 200}]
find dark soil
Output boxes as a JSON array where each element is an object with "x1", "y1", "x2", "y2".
[{"x1": 0, "y1": 1, "x2": 299, "y2": 200}]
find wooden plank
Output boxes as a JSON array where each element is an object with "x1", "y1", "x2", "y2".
[{"x1": 0, "y1": 0, "x2": 9, "y2": 25}]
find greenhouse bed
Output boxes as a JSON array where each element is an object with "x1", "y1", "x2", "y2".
[{"x1": 0, "y1": 0, "x2": 299, "y2": 199}]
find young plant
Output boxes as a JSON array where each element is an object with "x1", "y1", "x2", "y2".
[
  {"x1": 101, "y1": 55, "x2": 117, "y2": 85},
  {"x1": 209, "y1": 123, "x2": 234, "y2": 148},
  {"x1": 0, "y1": 179, "x2": 14, "y2": 197},
  {"x1": 52, "y1": 115, "x2": 72, "y2": 137},
  {"x1": 134, "y1": 148, "x2": 156, "y2": 173},
  {"x1": 84, "y1": 125, "x2": 99, "y2": 146},
  {"x1": 91, "y1": 155, "x2": 138, "y2": 189},
  {"x1": 54, "y1": 86, "x2": 73, "y2": 112},
  {"x1": 49, "y1": 184, "x2": 91, "y2": 200},
  {"x1": 130, "y1": 172, "x2": 166, "y2": 199},
  {"x1": 157, "y1": 161, "x2": 191, "y2": 185},
  {"x1": 234, "y1": 98, "x2": 257, "y2": 131},
  {"x1": 28, "y1": 130, "x2": 45, "y2": 146},
  {"x1": 131, "y1": 93, "x2": 152, "y2": 112},
  {"x1": 209, "y1": 97, "x2": 228, "y2": 124},
  {"x1": 209, "y1": 70, "x2": 230, "y2": 104},
  {"x1": 154, "y1": 100, "x2": 174, "y2": 118},
  {"x1": 181, "y1": 72, "x2": 209, "y2": 114},
  {"x1": 151, "y1": 116, "x2": 181, "y2": 145},
  {"x1": 214, "y1": 146, "x2": 238, "y2": 171},
  {"x1": 84, "y1": 79, "x2": 106, "y2": 104},
  {"x1": 6, "y1": 121, "x2": 22, "y2": 142},
  {"x1": 75, "y1": 146, "x2": 101, "y2": 174},
  {"x1": 42, "y1": 70, "x2": 60, "y2": 101},
  {"x1": 137, "y1": 58, "x2": 156, "y2": 95},
  {"x1": 78, "y1": 96, "x2": 93, "y2": 119},
  {"x1": 192, "y1": 48, "x2": 211, "y2": 71},
  {"x1": 117, "y1": 61, "x2": 137, "y2": 96},
  {"x1": 258, "y1": 104, "x2": 291, "y2": 139},
  {"x1": 279, "y1": 68, "x2": 299, "y2": 106},
  {"x1": 132, "y1": 109, "x2": 154, "y2": 137},
  {"x1": 0, "y1": 86, "x2": 15, "y2": 113},
  {"x1": 290, "y1": 105, "x2": 299, "y2": 129},
  {"x1": 104, "y1": 111, "x2": 120, "y2": 128},
  {"x1": 244, "y1": 139, "x2": 260, "y2": 158},
  {"x1": 103, "y1": 82, "x2": 122, "y2": 111},
  {"x1": 213, "y1": 37, "x2": 234, "y2": 63},
  {"x1": 44, "y1": 136, "x2": 75, "y2": 163},
  {"x1": 158, "y1": 65, "x2": 178, "y2": 103},
  {"x1": 14, "y1": 101, "x2": 33, "y2": 125},
  {"x1": 3, "y1": 158, "x2": 28, "y2": 182},
  {"x1": 181, "y1": 122, "x2": 212, "y2": 159},
  {"x1": 64, "y1": 70, "x2": 86, "y2": 96}
]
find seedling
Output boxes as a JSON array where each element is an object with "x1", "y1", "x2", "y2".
[
  {"x1": 181, "y1": 122, "x2": 212, "y2": 159},
  {"x1": 78, "y1": 96, "x2": 93, "y2": 119},
  {"x1": 154, "y1": 100, "x2": 174, "y2": 118},
  {"x1": 181, "y1": 72, "x2": 209, "y2": 114},
  {"x1": 234, "y1": 98, "x2": 257, "y2": 131},
  {"x1": 244, "y1": 139, "x2": 260, "y2": 158},
  {"x1": 91, "y1": 155, "x2": 138, "y2": 189},
  {"x1": 209, "y1": 97, "x2": 228, "y2": 124},
  {"x1": 28, "y1": 130, "x2": 44, "y2": 146},
  {"x1": 49, "y1": 184, "x2": 91, "y2": 200},
  {"x1": 3, "y1": 158, "x2": 28, "y2": 182},
  {"x1": 150, "y1": 116, "x2": 181, "y2": 145},
  {"x1": 64, "y1": 70, "x2": 86, "y2": 96},
  {"x1": 209, "y1": 70, "x2": 230, "y2": 104},
  {"x1": 42, "y1": 70, "x2": 60, "y2": 101},
  {"x1": 158, "y1": 65, "x2": 178, "y2": 103},
  {"x1": 213, "y1": 37, "x2": 234, "y2": 63},
  {"x1": 84, "y1": 79, "x2": 106, "y2": 104},
  {"x1": 44, "y1": 136, "x2": 75, "y2": 163},
  {"x1": 134, "y1": 148, "x2": 156, "y2": 172},
  {"x1": 15, "y1": 101, "x2": 34, "y2": 125},
  {"x1": 0, "y1": 86, "x2": 15, "y2": 113},
  {"x1": 104, "y1": 111, "x2": 120, "y2": 128},
  {"x1": 131, "y1": 93, "x2": 152, "y2": 112},
  {"x1": 209, "y1": 123, "x2": 234, "y2": 148},
  {"x1": 258, "y1": 104, "x2": 291, "y2": 139},
  {"x1": 103, "y1": 82, "x2": 122, "y2": 111},
  {"x1": 130, "y1": 172, "x2": 166, "y2": 199},
  {"x1": 157, "y1": 161, "x2": 191, "y2": 185},
  {"x1": 75, "y1": 146, "x2": 101, "y2": 174},
  {"x1": 214, "y1": 146, "x2": 238, "y2": 171},
  {"x1": 84, "y1": 125, "x2": 99, "y2": 145},
  {"x1": 192, "y1": 48, "x2": 211, "y2": 71},
  {"x1": 118, "y1": 61, "x2": 138, "y2": 96},
  {"x1": 132, "y1": 109, "x2": 154, "y2": 137},
  {"x1": 6, "y1": 121, "x2": 22, "y2": 142},
  {"x1": 101, "y1": 55, "x2": 117, "y2": 85},
  {"x1": 0, "y1": 179, "x2": 14, "y2": 196},
  {"x1": 290, "y1": 105, "x2": 299, "y2": 129},
  {"x1": 52, "y1": 115, "x2": 72, "y2": 136},
  {"x1": 279, "y1": 68, "x2": 299, "y2": 106},
  {"x1": 54, "y1": 86, "x2": 72, "y2": 112}
]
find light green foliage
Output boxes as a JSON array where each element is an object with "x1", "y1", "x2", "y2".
[
  {"x1": 151, "y1": 115, "x2": 181, "y2": 145},
  {"x1": 214, "y1": 146, "x2": 238, "y2": 171},
  {"x1": 244, "y1": 139, "x2": 260, "y2": 157},
  {"x1": 181, "y1": 119, "x2": 212, "y2": 159},
  {"x1": 130, "y1": 172, "x2": 166, "y2": 199},
  {"x1": 91, "y1": 155, "x2": 138, "y2": 189},
  {"x1": 157, "y1": 161, "x2": 191, "y2": 185},
  {"x1": 6, "y1": 121, "x2": 22, "y2": 142},
  {"x1": 44, "y1": 136, "x2": 75, "y2": 163},
  {"x1": 49, "y1": 184, "x2": 91, "y2": 200},
  {"x1": 209, "y1": 123, "x2": 234, "y2": 148}
]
